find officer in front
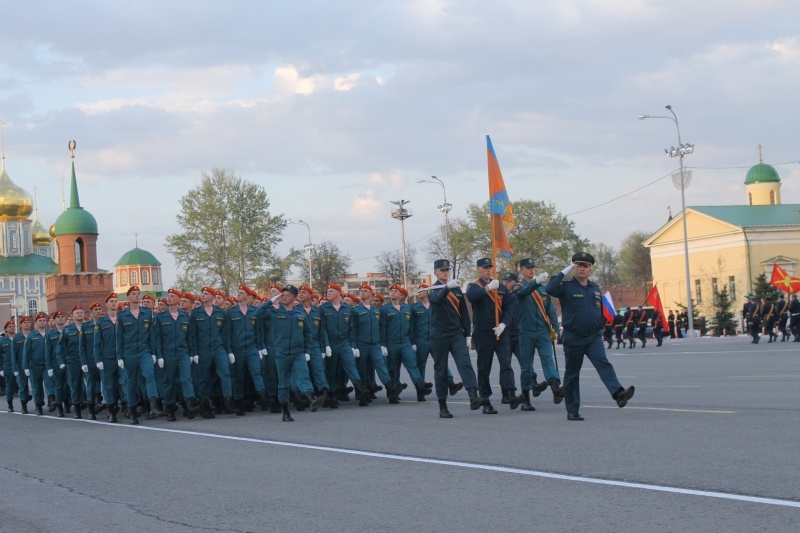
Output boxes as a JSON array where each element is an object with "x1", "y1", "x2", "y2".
[{"x1": 545, "y1": 252, "x2": 635, "y2": 421}]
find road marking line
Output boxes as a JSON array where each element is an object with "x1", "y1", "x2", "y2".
[
  {"x1": 586, "y1": 405, "x2": 735, "y2": 414},
  {"x1": 3, "y1": 412, "x2": 794, "y2": 508}
]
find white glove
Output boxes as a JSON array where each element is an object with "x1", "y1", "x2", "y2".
[
  {"x1": 487, "y1": 279, "x2": 500, "y2": 291},
  {"x1": 446, "y1": 279, "x2": 460, "y2": 289},
  {"x1": 118, "y1": 359, "x2": 125, "y2": 369},
  {"x1": 560, "y1": 264, "x2": 575, "y2": 276},
  {"x1": 535, "y1": 272, "x2": 549, "y2": 284},
  {"x1": 412, "y1": 344, "x2": 417, "y2": 352},
  {"x1": 466, "y1": 336, "x2": 472, "y2": 349},
  {"x1": 24, "y1": 369, "x2": 29, "y2": 377},
  {"x1": 0, "y1": 370, "x2": 3, "y2": 377},
  {"x1": 81, "y1": 365, "x2": 89, "y2": 373},
  {"x1": 270, "y1": 294, "x2": 281, "y2": 304},
  {"x1": 381, "y1": 346, "x2": 388, "y2": 357},
  {"x1": 325, "y1": 346, "x2": 332, "y2": 357},
  {"x1": 152, "y1": 355, "x2": 157, "y2": 364},
  {"x1": 228, "y1": 353, "x2": 235, "y2": 364},
  {"x1": 259, "y1": 348, "x2": 267, "y2": 357},
  {"x1": 157, "y1": 358, "x2": 165, "y2": 368},
  {"x1": 305, "y1": 353, "x2": 311, "y2": 362},
  {"x1": 96, "y1": 362, "x2": 104, "y2": 371},
  {"x1": 59, "y1": 364, "x2": 65, "y2": 370},
  {"x1": 13, "y1": 371, "x2": 18, "y2": 377},
  {"x1": 192, "y1": 355, "x2": 199, "y2": 364},
  {"x1": 47, "y1": 369, "x2": 53, "y2": 377},
  {"x1": 352, "y1": 348, "x2": 360, "y2": 358},
  {"x1": 493, "y1": 323, "x2": 506, "y2": 336}
]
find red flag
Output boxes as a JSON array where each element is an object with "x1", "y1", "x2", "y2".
[
  {"x1": 769, "y1": 263, "x2": 800, "y2": 294},
  {"x1": 646, "y1": 285, "x2": 667, "y2": 324},
  {"x1": 487, "y1": 135, "x2": 515, "y2": 258}
]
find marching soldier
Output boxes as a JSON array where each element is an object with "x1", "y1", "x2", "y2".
[
  {"x1": 22, "y1": 313, "x2": 50, "y2": 415},
  {"x1": 635, "y1": 306, "x2": 648, "y2": 348},
  {"x1": 747, "y1": 295, "x2": 761, "y2": 344},
  {"x1": 776, "y1": 294, "x2": 789, "y2": 341},
  {"x1": 613, "y1": 310, "x2": 626, "y2": 348},
  {"x1": 623, "y1": 307, "x2": 636, "y2": 348},
  {"x1": 466, "y1": 258, "x2": 516, "y2": 414},
  {"x1": 412, "y1": 283, "x2": 463, "y2": 398},
  {"x1": 1, "y1": 321, "x2": 17, "y2": 412},
  {"x1": 761, "y1": 296, "x2": 776, "y2": 343},
  {"x1": 297, "y1": 286, "x2": 331, "y2": 404},
  {"x1": 225, "y1": 285, "x2": 270, "y2": 415},
  {"x1": 81, "y1": 302, "x2": 104, "y2": 419},
  {"x1": 94, "y1": 293, "x2": 124, "y2": 422},
  {"x1": 789, "y1": 294, "x2": 800, "y2": 341},
  {"x1": 546, "y1": 252, "x2": 635, "y2": 421},
  {"x1": 12, "y1": 317, "x2": 32, "y2": 414},
  {"x1": 45, "y1": 311, "x2": 69, "y2": 417},
  {"x1": 57, "y1": 306, "x2": 86, "y2": 419},
  {"x1": 428, "y1": 259, "x2": 486, "y2": 418},
  {"x1": 652, "y1": 308, "x2": 664, "y2": 347}
]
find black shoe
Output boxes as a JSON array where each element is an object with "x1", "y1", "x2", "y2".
[
  {"x1": 21, "y1": 402, "x2": 28, "y2": 415},
  {"x1": 201, "y1": 401, "x2": 216, "y2": 419},
  {"x1": 235, "y1": 399, "x2": 246, "y2": 416},
  {"x1": 57, "y1": 403, "x2": 65, "y2": 418},
  {"x1": 6, "y1": 402, "x2": 12, "y2": 413},
  {"x1": 551, "y1": 381, "x2": 564, "y2": 404},
  {"x1": 35, "y1": 404, "x2": 44, "y2": 416},
  {"x1": 467, "y1": 388, "x2": 483, "y2": 410},
  {"x1": 130, "y1": 407, "x2": 140, "y2": 425},
  {"x1": 482, "y1": 401, "x2": 498, "y2": 414},
  {"x1": 47, "y1": 397, "x2": 56, "y2": 412},
  {"x1": 501, "y1": 390, "x2": 511, "y2": 405},
  {"x1": 310, "y1": 394, "x2": 325, "y2": 412},
  {"x1": 186, "y1": 398, "x2": 201, "y2": 419},
  {"x1": 509, "y1": 393, "x2": 523, "y2": 410},
  {"x1": 166, "y1": 404, "x2": 177, "y2": 422},
  {"x1": 281, "y1": 403, "x2": 294, "y2": 422},
  {"x1": 74, "y1": 407, "x2": 83, "y2": 419},
  {"x1": 520, "y1": 390, "x2": 535, "y2": 411},
  {"x1": 531, "y1": 380, "x2": 549, "y2": 397},
  {"x1": 615, "y1": 386, "x2": 635, "y2": 408},
  {"x1": 270, "y1": 398, "x2": 282, "y2": 413},
  {"x1": 88, "y1": 403, "x2": 96, "y2": 421},
  {"x1": 416, "y1": 390, "x2": 427, "y2": 402},
  {"x1": 567, "y1": 412, "x2": 584, "y2": 421},
  {"x1": 447, "y1": 379, "x2": 464, "y2": 396}
]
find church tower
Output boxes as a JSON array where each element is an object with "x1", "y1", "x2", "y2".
[
  {"x1": 744, "y1": 145, "x2": 781, "y2": 206},
  {"x1": 45, "y1": 141, "x2": 113, "y2": 312}
]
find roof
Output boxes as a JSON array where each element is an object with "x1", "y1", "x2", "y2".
[
  {"x1": 690, "y1": 205, "x2": 800, "y2": 228},
  {"x1": 53, "y1": 162, "x2": 98, "y2": 236},
  {"x1": 115, "y1": 246, "x2": 162, "y2": 267},
  {"x1": 0, "y1": 254, "x2": 59, "y2": 275},
  {"x1": 744, "y1": 163, "x2": 780, "y2": 185}
]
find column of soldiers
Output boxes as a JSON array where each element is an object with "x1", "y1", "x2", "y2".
[
  {"x1": 743, "y1": 293, "x2": 799, "y2": 344},
  {"x1": 2, "y1": 254, "x2": 637, "y2": 422}
]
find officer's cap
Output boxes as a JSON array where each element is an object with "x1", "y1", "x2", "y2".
[
  {"x1": 518, "y1": 258, "x2": 535, "y2": 269},
  {"x1": 476, "y1": 257, "x2": 492, "y2": 268},
  {"x1": 434, "y1": 259, "x2": 451, "y2": 270},
  {"x1": 572, "y1": 252, "x2": 595, "y2": 266},
  {"x1": 503, "y1": 272, "x2": 518, "y2": 282}
]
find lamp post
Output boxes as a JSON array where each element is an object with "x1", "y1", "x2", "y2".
[
  {"x1": 288, "y1": 219, "x2": 314, "y2": 288},
  {"x1": 639, "y1": 105, "x2": 696, "y2": 337},
  {"x1": 390, "y1": 200, "x2": 412, "y2": 288},
  {"x1": 416, "y1": 175, "x2": 452, "y2": 259}
]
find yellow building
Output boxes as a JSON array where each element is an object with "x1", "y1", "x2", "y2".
[{"x1": 644, "y1": 156, "x2": 799, "y2": 318}]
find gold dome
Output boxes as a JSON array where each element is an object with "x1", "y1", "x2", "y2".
[
  {"x1": 32, "y1": 215, "x2": 52, "y2": 246},
  {"x1": 49, "y1": 223, "x2": 56, "y2": 238},
  {"x1": 0, "y1": 158, "x2": 34, "y2": 220}
]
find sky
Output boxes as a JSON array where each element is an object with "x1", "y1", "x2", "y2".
[{"x1": 1, "y1": 0, "x2": 799, "y2": 286}]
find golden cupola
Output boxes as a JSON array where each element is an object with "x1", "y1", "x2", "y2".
[
  {"x1": 0, "y1": 156, "x2": 34, "y2": 220},
  {"x1": 31, "y1": 214, "x2": 51, "y2": 246}
]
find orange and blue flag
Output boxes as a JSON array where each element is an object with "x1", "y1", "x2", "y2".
[{"x1": 487, "y1": 135, "x2": 515, "y2": 257}]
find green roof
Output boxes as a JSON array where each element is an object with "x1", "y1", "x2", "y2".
[
  {"x1": 692, "y1": 204, "x2": 800, "y2": 228},
  {"x1": 115, "y1": 246, "x2": 161, "y2": 267},
  {"x1": 744, "y1": 163, "x2": 780, "y2": 185},
  {"x1": 53, "y1": 161, "x2": 98, "y2": 236},
  {"x1": 0, "y1": 254, "x2": 59, "y2": 275}
]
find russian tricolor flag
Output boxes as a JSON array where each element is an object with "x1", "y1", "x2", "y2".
[{"x1": 602, "y1": 291, "x2": 616, "y2": 324}]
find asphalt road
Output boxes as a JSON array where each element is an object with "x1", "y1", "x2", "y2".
[{"x1": 1, "y1": 335, "x2": 798, "y2": 532}]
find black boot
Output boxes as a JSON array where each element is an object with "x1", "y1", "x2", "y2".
[
  {"x1": 109, "y1": 404, "x2": 118, "y2": 423},
  {"x1": 147, "y1": 398, "x2": 158, "y2": 419},
  {"x1": 186, "y1": 398, "x2": 201, "y2": 419},
  {"x1": 166, "y1": 404, "x2": 177, "y2": 422},
  {"x1": 509, "y1": 391, "x2": 523, "y2": 410},
  {"x1": 388, "y1": 382, "x2": 406, "y2": 403},
  {"x1": 501, "y1": 389, "x2": 511, "y2": 405},
  {"x1": 235, "y1": 399, "x2": 246, "y2": 416},
  {"x1": 482, "y1": 400, "x2": 498, "y2": 414},
  {"x1": 551, "y1": 379, "x2": 564, "y2": 404},
  {"x1": 415, "y1": 381, "x2": 432, "y2": 400},
  {"x1": 281, "y1": 403, "x2": 294, "y2": 422},
  {"x1": 88, "y1": 403, "x2": 96, "y2": 421},
  {"x1": 73, "y1": 405, "x2": 82, "y2": 419},
  {"x1": 21, "y1": 402, "x2": 28, "y2": 415},
  {"x1": 270, "y1": 396, "x2": 282, "y2": 413},
  {"x1": 309, "y1": 394, "x2": 325, "y2": 412},
  {"x1": 130, "y1": 406, "x2": 140, "y2": 425},
  {"x1": 520, "y1": 390, "x2": 535, "y2": 411},
  {"x1": 447, "y1": 376, "x2": 464, "y2": 396},
  {"x1": 57, "y1": 403, "x2": 65, "y2": 418},
  {"x1": 6, "y1": 401, "x2": 13, "y2": 413},
  {"x1": 326, "y1": 390, "x2": 338, "y2": 409},
  {"x1": 121, "y1": 402, "x2": 129, "y2": 419},
  {"x1": 467, "y1": 388, "x2": 483, "y2": 410},
  {"x1": 438, "y1": 398, "x2": 453, "y2": 418},
  {"x1": 155, "y1": 398, "x2": 166, "y2": 417},
  {"x1": 258, "y1": 390, "x2": 270, "y2": 411},
  {"x1": 201, "y1": 401, "x2": 215, "y2": 419},
  {"x1": 531, "y1": 380, "x2": 549, "y2": 397},
  {"x1": 35, "y1": 403, "x2": 44, "y2": 416},
  {"x1": 48, "y1": 395, "x2": 56, "y2": 412}
]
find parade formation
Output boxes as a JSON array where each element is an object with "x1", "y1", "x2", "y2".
[{"x1": 0, "y1": 253, "x2": 638, "y2": 424}]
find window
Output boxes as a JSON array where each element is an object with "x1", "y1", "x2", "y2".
[
  {"x1": 711, "y1": 278, "x2": 718, "y2": 304},
  {"x1": 142, "y1": 270, "x2": 149, "y2": 284},
  {"x1": 748, "y1": 192, "x2": 753, "y2": 205},
  {"x1": 728, "y1": 276, "x2": 736, "y2": 300},
  {"x1": 695, "y1": 279, "x2": 702, "y2": 303},
  {"x1": 9, "y1": 229, "x2": 18, "y2": 251},
  {"x1": 152, "y1": 269, "x2": 159, "y2": 284},
  {"x1": 770, "y1": 190, "x2": 776, "y2": 205},
  {"x1": 131, "y1": 271, "x2": 138, "y2": 284},
  {"x1": 121, "y1": 271, "x2": 127, "y2": 285},
  {"x1": 27, "y1": 299, "x2": 38, "y2": 316}
]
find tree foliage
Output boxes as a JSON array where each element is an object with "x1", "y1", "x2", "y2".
[
  {"x1": 376, "y1": 246, "x2": 421, "y2": 285},
  {"x1": 589, "y1": 242, "x2": 620, "y2": 288},
  {"x1": 618, "y1": 230, "x2": 653, "y2": 285},
  {"x1": 752, "y1": 273, "x2": 780, "y2": 301},
  {"x1": 166, "y1": 168, "x2": 286, "y2": 294},
  {"x1": 707, "y1": 286, "x2": 738, "y2": 336},
  {"x1": 297, "y1": 240, "x2": 352, "y2": 291},
  {"x1": 424, "y1": 223, "x2": 472, "y2": 282}
]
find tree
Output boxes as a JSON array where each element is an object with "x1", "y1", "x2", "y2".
[
  {"x1": 297, "y1": 240, "x2": 352, "y2": 291},
  {"x1": 589, "y1": 242, "x2": 620, "y2": 288},
  {"x1": 618, "y1": 231, "x2": 653, "y2": 285},
  {"x1": 376, "y1": 246, "x2": 421, "y2": 286},
  {"x1": 424, "y1": 222, "x2": 472, "y2": 282},
  {"x1": 252, "y1": 249, "x2": 304, "y2": 291},
  {"x1": 707, "y1": 286, "x2": 738, "y2": 336},
  {"x1": 752, "y1": 273, "x2": 780, "y2": 301},
  {"x1": 446, "y1": 200, "x2": 589, "y2": 278},
  {"x1": 166, "y1": 168, "x2": 286, "y2": 294}
]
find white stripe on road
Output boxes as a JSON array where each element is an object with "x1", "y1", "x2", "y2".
[{"x1": 3, "y1": 412, "x2": 796, "y2": 509}]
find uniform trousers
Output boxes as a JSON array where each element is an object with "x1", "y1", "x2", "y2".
[
  {"x1": 51, "y1": 365, "x2": 67, "y2": 404},
  {"x1": 356, "y1": 343, "x2": 391, "y2": 387},
  {"x1": 306, "y1": 348, "x2": 329, "y2": 392},
  {"x1": 261, "y1": 345, "x2": 279, "y2": 397},
  {"x1": 196, "y1": 348, "x2": 231, "y2": 401},
  {"x1": 232, "y1": 347, "x2": 265, "y2": 400},
  {"x1": 473, "y1": 330, "x2": 514, "y2": 398},
  {"x1": 64, "y1": 359, "x2": 84, "y2": 405},
  {"x1": 386, "y1": 342, "x2": 422, "y2": 387},
  {"x1": 275, "y1": 353, "x2": 314, "y2": 404},
  {"x1": 325, "y1": 340, "x2": 362, "y2": 391},
  {"x1": 100, "y1": 359, "x2": 122, "y2": 406},
  {"x1": 28, "y1": 363, "x2": 46, "y2": 405},
  {"x1": 2, "y1": 361, "x2": 15, "y2": 404},
  {"x1": 122, "y1": 353, "x2": 159, "y2": 406},
  {"x1": 430, "y1": 332, "x2": 478, "y2": 400},
  {"x1": 162, "y1": 355, "x2": 196, "y2": 404},
  {"x1": 562, "y1": 331, "x2": 622, "y2": 416},
  {"x1": 519, "y1": 331, "x2": 559, "y2": 389},
  {"x1": 84, "y1": 366, "x2": 101, "y2": 403}
]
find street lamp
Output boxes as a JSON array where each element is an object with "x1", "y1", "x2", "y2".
[
  {"x1": 288, "y1": 219, "x2": 314, "y2": 288},
  {"x1": 416, "y1": 175, "x2": 452, "y2": 258},
  {"x1": 639, "y1": 105, "x2": 695, "y2": 337},
  {"x1": 390, "y1": 200, "x2": 412, "y2": 288}
]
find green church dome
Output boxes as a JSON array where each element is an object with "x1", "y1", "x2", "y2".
[
  {"x1": 744, "y1": 163, "x2": 780, "y2": 185},
  {"x1": 53, "y1": 159, "x2": 98, "y2": 236},
  {"x1": 115, "y1": 246, "x2": 161, "y2": 267}
]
